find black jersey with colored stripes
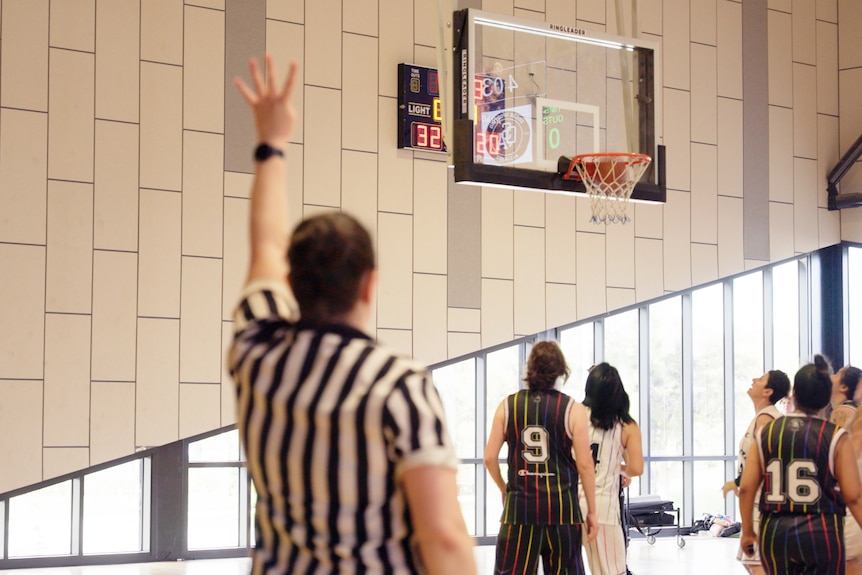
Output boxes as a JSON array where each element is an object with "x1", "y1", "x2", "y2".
[{"x1": 502, "y1": 389, "x2": 582, "y2": 525}]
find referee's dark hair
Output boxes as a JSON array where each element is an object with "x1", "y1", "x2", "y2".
[
  {"x1": 792, "y1": 355, "x2": 833, "y2": 415},
  {"x1": 288, "y1": 213, "x2": 375, "y2": 322},
  {"x1": 524, "y1": 341, "x2": 570, "y2": 391}
]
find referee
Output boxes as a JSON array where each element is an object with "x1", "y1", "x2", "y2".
[{"x1": 228, "y1": 54, "x2": 476, "y2": 575}]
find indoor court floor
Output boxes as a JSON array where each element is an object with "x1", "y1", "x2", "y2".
[{"x1": 0, "y1": 536, "x2": 749, "y2": 574}]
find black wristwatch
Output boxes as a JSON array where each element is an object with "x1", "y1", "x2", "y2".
[{"x1": 254, "y1": 143, "x2": 285, "y2": 162}]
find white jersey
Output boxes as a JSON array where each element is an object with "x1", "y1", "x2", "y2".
[
  {"x1": 579, "y1": 407, "x2": 625, "y2": 525},
  {"x1": 737, "y1": 404, "x2": 781, "y2": 479}
]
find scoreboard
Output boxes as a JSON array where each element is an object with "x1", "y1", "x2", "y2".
[{"x1": 397, "y1": 64, "x2": 445, "y2": 152}]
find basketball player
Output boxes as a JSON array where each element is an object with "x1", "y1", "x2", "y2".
[
  {"x1": 229, "y1": 54, "x2": 475, "y2": 575},
  {"x1": 830, "y1": 365, "x2": 862, "y2": 429},
  {"x1": 484, "y1": 341, "x2": 598, "y2": 575},
  {"x1": 579, "y1": 363, "x2": 643, "y2": 575},
  {"x1": 740, "y1": 356, "x2": 862, "y2": 575}
]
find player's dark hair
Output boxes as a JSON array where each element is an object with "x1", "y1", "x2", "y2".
[
  {"x1": 583, "y1": 363, "x2": 635, "y2": 430},
  {"x1": 765, "y1": 370, "x2": 790, "y2": 404},
  {"x1": 792, "y1": 356, "x2": 833, "y2": 415},
  {"x1": 840, "y1": 366, "x2": 862, "y2": 401},
  {"x1": 288, "y1": 213, "x2": 375, "y2": 322},
  {"x1": 524, "y1": 341, "x2": 570, "y2": 391}
]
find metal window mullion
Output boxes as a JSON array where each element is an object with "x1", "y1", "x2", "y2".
[
  {"x1": 843, "y1": 246, "x2": 851, "y2": 362},
  {"x1": 0, "y1": 500, "x2": 5, "y2": 560},
  {"x1": 638, "y1": 306, "x2": 650, "y2": 494},
  {"x1": 594, "y1": 319, "x2": 604, "y2": 363},
  {"x1": 799, "y1": 257, "x2": 811, "y2": 366},
  {"x1": 723, "y1": 280, "x2": 736, "y2": 517},
  {"x1": 475, "y1": 354, "x2": 487, "y2": 537},
  {"x1": 142, "y1": 457, "x2": 152, "y2": 554},
  {"x1": 763, "y1": 266, "x2": 774, "y2": 369},
  {"x1": 681, "y1": 294, "x2": 693, "y2": 524},
  {"x1": 72, "y1": 477, "x2": 82, "y2": 557}
]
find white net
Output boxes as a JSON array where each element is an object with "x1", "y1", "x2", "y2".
[{"x1": 571, "y1": 153, "x2": 651, "y2": 224}]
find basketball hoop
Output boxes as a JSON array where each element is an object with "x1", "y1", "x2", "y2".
[{"x1": 562, "y1": 153, "x2": 652, "y2": 224}]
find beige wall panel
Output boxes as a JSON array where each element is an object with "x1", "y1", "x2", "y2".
[
  {"x1": 342, "y1": 150, "x2": 379, "y2": 244},
  {"x1": 285, "y1": 143, "x2": 305, "y2": 232},
  {"x1": 663, "y1": 0, "x2": 690, "y2": 90},
  {"x1": 1, "y1": 0, "x2": 48, "y2": 111},
  {"x1": 663, "y1": 89, "x2": 691, "y2": 192},
  {"x1": 484, "y1": 0, "x2": 514, "y2": 16},
  {"x1": 187, "y1": 0, "x2": 223, "y2": 10},
  {"x1": 344, "y1": 0, "x2": 376, "y2": 36},
  {"x1": 639, "y1": 0, "x2": 662, "y2": 36},
  {"x1": 768, "y1": 11, "x2": 792, "y2": 108},
  {"x1": 91, "y1": 250, "x2": 137, "y2": 382},
  {"x1": 546, "y1": 283, "x2": 577, "y2": 330},
  {"x1": 141, "y1": 0, "x2": 182, "y2": 64},
  {"x1": 184, "y1": 6, "x2": 224, "y2": 132},
  {"x1": 819, "y1": 207, "x2": 839, "y2": 248},
  {"x1": 413, "y1": 274, "x2": 448, "y2": 365},
  {"x1": 691, "y1": 44, "x2": 717, "y2": 145},
  {"x1": 717, "y1": 195, "x2": 745, "y2": 277},
  {"x1": 379, "y1": 0, "x2": 413, "y2": 98},
  {"x1": 95, "y1": 0, "x2": 139, "y2": 122},
  {"x1": 769, "y1": 106, "x2": 794, "y2": 204},
  {"x1": 90, "y1": 381, "x2": 135, "y2": 465},
  {"x1": 691, "y1": 0, "x2": 717, "y2": 46},
  {"x1": 606, "y1": 287, "x2": 636, "y2": 313},
  {"x1": 606, "y1": 217, "x2": 635, "y2": 289},
  {"x1": 378, "y1": 98, "x2": 413, "y2": 214},
  {"x1": 793, "y1": 63, "x2": 817, "y2": 160},
  {"x1": 266, "y1": 20, "x2": 305, "y2": 144},
  {"x1": 514, "y1": 226, "x2": 546, "y2": 336},
  {"x1": 179, "y1": 383, "x2": 221, "y2": 439},
  {"x1": 267, "y1": 0, "x2": 303, "y2": 23},
  {"x1": 791, "y1": 0, "x2": 815, "y2": 65},
  {"x1": 0, "y1": 109, "x2": 48, "y2": 244},
  {"x1": 221, "y1": 323, "x2": 236, "y2": 425},
  {"x1": 414, "y1": 0, "x2": 438, "y2": 47},
  {"x1": 305, "y1": 0, "x2": 341, "y2": 89},
  {"x1": 838, "y1": 0, "x2": 862, "y2": 70},
  {"x1": 577, "y1": 0, "x2": 605, "y2": 25},
  {"x1": 304, "y1": 86, "x2": 341, "y2": 207},
  {"x1": 0, "y1": 380, "x2": 43, "y2": 491},
  {"x1": 136, "y1": 318, "x2": 179, "y2": 447},
  {"x1": 481, "y1": 278, "x2": 514, "y2": 348},
  {"x1": 817, "y1": 0, "x2": 837, "y2": 22},
  {"x1": 139, "y1": 189, "x2": 181, "y2": 318},
  {"x1": 634, "y1": 202, "x2": 663, "y2": 239},
  {"x1": 769, "y1": 201, "x2": 795, "y2": 261},
  {"x1": 516, "y1": 0, "x2": 544, "y2": 13},
  {"x1": 343, "y1": 34, "x2": 378, "y2": 153},
  {"x1": 691, "y1": 143, "x2": 718, "y2": 244},
  {"x1": 545, "y1": 193, "x2": 577, "y2": 284},
  {"x1": 377, "y1": 212, "x2": 413, "y2": 330},
  {"x1": 816, "y1": 21, "x2": 838, "y2": 117},
  {"x1": 576, "y1": 232, "x2": 606, "y2": 320},
  {"x1": 717, "y1": 97, "x2": 743, "y2": 198},
  {"x1": 448, "y1": 332, "x2": 481, "y2": 360},
  {"x1": 414, "y1": 160, "x2": 447, "y2": 274},
  {"x1": 50, "y1": 0, "x2": 95, "y2": 51},
  {"x1": 841, "y1": 207, "x2": 862, "y2": 244},
  {"x1": 376, "y1": 328, "x2": 413, "y2": 358},
  {"x1": 94, "y1": 120, "x2": 139, "y2": 251},
  {"x1": 140, "y1": 62, "x2": 183, "y2": 191},
  {"x1": 224, "y1": 171, "x2": 253, "y2": 200},
  {"x1": 793, "y1": 158, "x2": 819, "y2": 254},
  {"x1": 513, "y1": 190, "x2": 545, "y2": 228},
  {"x1": 482, "y1": 188, "x2": 514, "y2": 279},
  {"x1": 448, "y1": 307, "x2": 480, "y2": 333},
  {"x1": 690, "y1": 243, "x2": 718, "y2": 287},
  {"x1": 43, "y1": 314, "x2": 91, "y2": 446},
  {"x1": 182, "y1": 131, "x2": 224, "y2": 257},
  {"x1": 180, "y1": 256, "x2": 223, "y2": 384},
  {"x1": 223, "y1": 197, "x2": 249, "y2": 320},
  {"x1": 43, "y1": 447, "x2": 89, "y2": 480},
  {"x1": 716, "y1": 0, "x2": 742, "y2": 100},
  {"x1": 769, "y1": 0, "x2": 791, "y2": 12},
  {"x1": 0, "y1": 244, "x2": 45, "y2": 379},
  {"x1": 838, "y1": 69, "x2": 862, "y2": 153},
  {"x1": 663, "y1": 190, "x2": 692, "y2": 292},
  {"x1": 635, "y1": 237, "x2": 663, "y2": 302},
  {"x1": 46, "y1": 181, "x2": 93, "y2": 313}
]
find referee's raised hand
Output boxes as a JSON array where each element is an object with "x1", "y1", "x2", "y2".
[{"x1": 234, "y1": 53, "x2": 298, "y2": 148}]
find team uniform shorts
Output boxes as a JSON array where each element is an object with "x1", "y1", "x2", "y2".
[
  {"x1": 759, "y1": 513, "x2": 844, "y2": 575},
  {"x1": 583, "y1": 523, "x2": 627, "y2": 575},
  {"x1": 494, "y1": 523, "x2": 585, "y2": 575},
  {"x1": 846, "y1": 511, "x2": 862, "y2": 564},
  {"x1": 737, "y1": 489, "x2": 764, "y2": 566}
]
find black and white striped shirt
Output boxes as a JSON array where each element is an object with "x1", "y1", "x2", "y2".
[{"x1": 228, "y1": 279, "x2": 458, "y2": 575}]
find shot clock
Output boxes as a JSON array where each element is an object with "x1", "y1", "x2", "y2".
[{"x1": 397, "y1": 64, "x2": 446, "y2": 152}]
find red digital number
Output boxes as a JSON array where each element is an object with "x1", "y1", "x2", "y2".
[
  {"x1": 429, "y1": 125, "x2": 441, "y2": 149},
  {"x1": 428, "y1": 71, "x2": 439, "y2": 95},
  {"x1": 415, "y1": 123, "x2": 429, "y2": 147},
  {"x1": 476, "y1": 132, "x2": 500, "y2": 156},
  {"x1": 413, "y1": 123, "x2": 443, "y2": 150},
  {"x1": 474, "y1": 77, "x2": 484, "y2": 102}
]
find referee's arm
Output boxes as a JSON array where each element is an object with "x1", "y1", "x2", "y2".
[{"x1": 233, "y1": 54, "x2": 298, "y2": 288}]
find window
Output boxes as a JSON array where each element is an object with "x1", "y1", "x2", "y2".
[
  {"x1": 848, "y1": 247, "x2": 862, "y2": 365},
  {"x1": 434, "y1": 359, "x2": 478, "y2": 460},
  {"x1": 83, "y1": 460, "x2": 147, "y2": 555},
  {"x1": 732, "y1": 271, "x2": 764, "y2": 449},
  {"x1": 8, "y1": 481, "x2": 73, "y2": 558},
  {"x1": 649, "y1": 297, "x2": 682, "y2": 457},
  {"x1": 692, "y1": 284, "x2": 725, "y2": 456},
  {"x1": 559, "y1": 323, "x2": 595, "y2": 402}
]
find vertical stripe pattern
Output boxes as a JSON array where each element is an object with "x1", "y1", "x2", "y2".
[{"x1": 228, "y1": 280, "x2": 458, "y2": 575}]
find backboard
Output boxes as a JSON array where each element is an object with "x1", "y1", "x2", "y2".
[{"x1": 448, "y1": 9, "x2": 665, "y2": 203}]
